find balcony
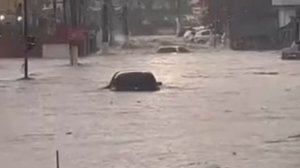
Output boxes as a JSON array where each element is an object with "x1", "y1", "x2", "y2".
[{"x1": 273, "y1": 0, "x2": 300, "y2": 6}]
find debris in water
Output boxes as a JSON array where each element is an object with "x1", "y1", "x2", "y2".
[
  {"x1": 288, "y1": 134, "x2": 300, "y2": 139},
  {"x1": 285, "y1": 88, "x2": 292, "y2": 92},
  {"x1": 205, "y1": 164, "x2": 221, "y2": 168},
  {"x1": 224, "y1": 110, "x2": 233, "y2": 113},
  {"x1": 253, "y1": 72, "x2": 279, "y2": 75},
  {"x1": 260, "y1": 106, "x2": 268, "y2": 110},
  {"x1": 66, "y1": 131, "x2": 73, "y2": 135}
]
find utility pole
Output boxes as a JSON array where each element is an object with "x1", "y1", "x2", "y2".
[
  {"x1": 23, "y1": 0, "x2": 29, "y2": 79},
  {"x1": 209, "y1": 0, "x2": 219, "y2": 48},
  {"x1": 101, "y1": 2, "x2": 109, "y2": 54},
  {"x1": 176, "y1": 0, "x2": 182, "y2": 37},
  {"x1": 107, "y1": 0, "x2": 115, "y2": 46},
  {"x1": 122, "y1": 4, "x2": 129, "y2": 47},
  {"x1": 69, "y1": 0, "x2": 79, "y2": 66},
  {"x1": 53, "y1": 0, "x2": 57, "y2": 20},
  {"x1": 56, "y1": 150, "x2": 60, "y2": 168},
  {"x1": 62, "y1": 0, "x2": 67, "y2": 24},
  {"x1": 296, "y1": 17, "x2": 300, "y2": 43}
]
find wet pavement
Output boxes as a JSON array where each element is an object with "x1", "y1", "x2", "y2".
[{"x1": 1, "y1": 49, "x2": 300, "y2": 168}]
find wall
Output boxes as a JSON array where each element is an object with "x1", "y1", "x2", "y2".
[{"x1": 42, "y1": 44, "x2": 69, "y2": 58}]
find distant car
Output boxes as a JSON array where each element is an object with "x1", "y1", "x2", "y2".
[
  {"x1": 178, "y1": 26, "x2": 193, "y2": 37},
  {"x1": 183, "y1": 30, "x2": 194, "y2": 42},
  {"x1": 157, "y1": 46, "x2": 190, "y2": 54},
  {"x1": 194, "y1": 29, "x2": 212, "y2": 44},
  {"x1": 105, "y1": 71, "x2": 162, "y2": 91},
  {"x1": 192, "y1": 26, "x2": 206, "y2": 32},
  {"x1": 282, "y1": 42, "x2": 300, "y2": 60}
]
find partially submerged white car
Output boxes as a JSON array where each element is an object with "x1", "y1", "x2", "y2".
[
  {"x1": 282, "y1": 42, "x2": 300, "y2": 60},
  {"x1": 157, "y1": 46, "x2": 190, "y2": 54},
  {"x1": 183, "y1": 27, "x2": 212, "y2": 44},
  {"x1": 194, "y1": 29, "x2": 212, "y2": 44}
]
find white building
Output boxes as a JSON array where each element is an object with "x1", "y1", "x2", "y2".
[{"x1": 272, "y1": 0, "x2": 300, "y2": 27}]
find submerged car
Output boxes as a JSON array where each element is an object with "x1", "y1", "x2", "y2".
[
  {"x1": 157, "y1": 46, "x2": 190, "y2": 54},
  {"x1": 282, "y1": 42, "x2": 300, "y2": 60},
  {"x1": 105, "y1": 71, "x2": 162, "y2": 91}
]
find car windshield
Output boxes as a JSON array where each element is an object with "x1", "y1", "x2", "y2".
[
  {"x1": 157, "y1": 47, "x2": 178, "y2": 53},
  {"x1": 178, "y1": 47, "x2": 190, "y2": 53},
  {"x1": 1, "y1": 1, "x2": 300, "y2": 168},
  {"x1": 201, "y1": 31, "x2": 210, "y2": 35}
]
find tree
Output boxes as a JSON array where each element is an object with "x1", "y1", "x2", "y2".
[{"x1": 143, "y1": 0, "x2": 154, "y2": 11}]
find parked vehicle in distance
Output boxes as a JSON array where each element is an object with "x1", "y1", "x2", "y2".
[
  {"x1": 183, "y1": 30, "x2": 195, "y2": 42},
  {"x1": 183, "y1": 26, "x2": 210, "y2": 43},
  {"x1": 282, "y1": 42, "x2": 300, "y2": 60},
  {"x1": 194, "y1": 29, "x2": 212, "y2": 44}
]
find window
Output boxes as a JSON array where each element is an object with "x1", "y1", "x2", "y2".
[
  {"x1": 178, "y1": 47, "x2": 190, "y2": 53},
  {"x1": 201, "y1": 30, "x2": 210, "y2": 36}
]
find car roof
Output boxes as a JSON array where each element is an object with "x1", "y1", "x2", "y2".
[
  {"x1": 113, "y1": 71, "x2": 153, "y2": 77},
  {"x1": 158, "y1": 45, "x2": 180, "y2": 49},
  {"x1": 196, "y1": 29, "x2": 210, "y2": 33}
]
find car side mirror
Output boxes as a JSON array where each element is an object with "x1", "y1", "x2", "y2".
[{"x1": 157, "y1": 81, "x2": 163, "y2": 86}]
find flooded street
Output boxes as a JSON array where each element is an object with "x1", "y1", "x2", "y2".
[{"x1": 1, "y1": 50, "x2": 300, "y2": 168}]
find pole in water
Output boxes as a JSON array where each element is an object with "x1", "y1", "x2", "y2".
[
  {"x1": 296, "y1": 17, "x2": 300, "y2": 43},
  {"x1": 56, "y1": 150, "x2": 60, "y2": 168},
  {"x1": 70, "y1": 45, "x2": 78, "y2": 66},
  {"x1": 122, "y1": 5, "x2": 129, "y2": 47},
  {"x1": 23, "y1": 0, "x2": 29, "y2": 79},
  {"x1": 176, "y1": 0, "x2": 182, "y2": 37}
]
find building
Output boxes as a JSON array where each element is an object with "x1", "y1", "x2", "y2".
[
  {"x1": 0, "y1": 0, "x2": 25, "y2": 58},
  {"x1": 273, "y1": 0, "x2": 300, "y2": 27},
  {"x1": 190, "y1": 0, "x2": 207, "y2": 16},
  {"x1": 0, "y1": 0, "x2": 23, "y2": 12},
  {"x1": 201, "y1": 0, "x2": 279, "y2": 50},
  {"x1": 272, "y1": 0, "x2": 300, "y2": 45}
]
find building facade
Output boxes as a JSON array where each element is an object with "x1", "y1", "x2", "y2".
[
  {"x1": 272, "y1": 0, "x2": 300, "y2": 45},
  {"x1": 273, "y1": 0, "x2": 300, "y2": 27},
  {"x1": 0, "y1": 0, "x2": 25, "y2": 58}
]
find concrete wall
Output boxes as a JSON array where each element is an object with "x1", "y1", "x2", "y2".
[{"x1": 42, "y1": 44, "x2": 69, "y2": 58}]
